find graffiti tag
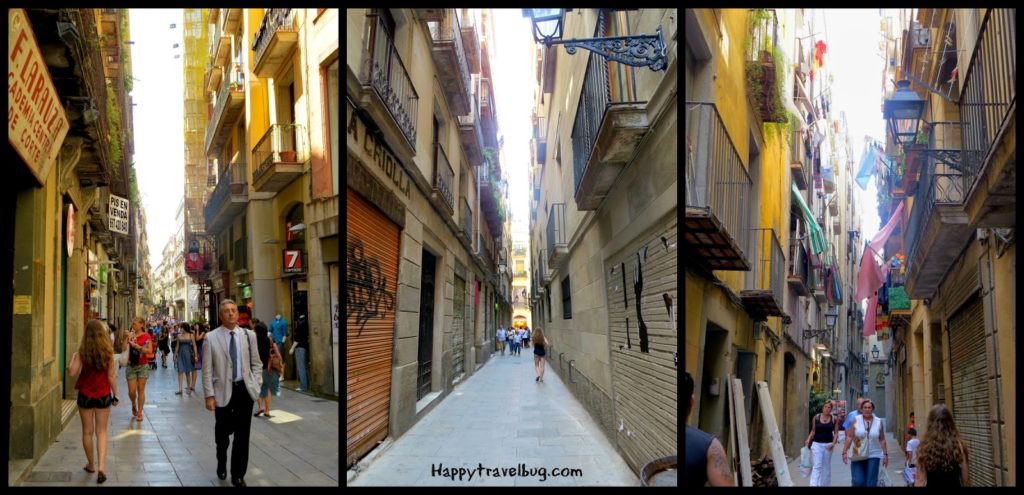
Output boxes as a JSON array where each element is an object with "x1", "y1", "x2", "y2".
[{"x1": 347, "y1": 237, "x2": 396, "y2": 336}]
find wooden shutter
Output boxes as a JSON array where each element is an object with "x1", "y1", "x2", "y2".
[
  {"x1": 948, "y1": 295, "x2": 995, "y2": 486},
  {"x1": 346, "y1": 187, "x2": 400, "y2": 467}
]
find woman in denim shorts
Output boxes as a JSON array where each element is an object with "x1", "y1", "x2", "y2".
[
  {"x1": 69, "y1": 319, "x2": 120, "y2": 483},
  {"x1": 124, "y1": 316, "x2": 154, "y2": 422}
]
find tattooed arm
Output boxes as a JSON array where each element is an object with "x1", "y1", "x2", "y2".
[{"x1": 706, "y1": 438, "x2": 735, "y2": 486}]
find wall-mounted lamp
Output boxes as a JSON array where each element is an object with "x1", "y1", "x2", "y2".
[{"x1": 522, "y1": 9, "x2": 667, "y2": 71}]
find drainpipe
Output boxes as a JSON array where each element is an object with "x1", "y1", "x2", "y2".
[{"x1": 980, "y1": 232, "x2": 1007, "y2": 486}]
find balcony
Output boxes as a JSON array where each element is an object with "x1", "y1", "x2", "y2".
[
  {"x1": 903, "y1": 121, "x2": 961, "y2": 195},
  {"x1": 480, "y1": 77, "x2": 499, "y2": 148},
  {"x1": 252, "y1": 123, "x2": 306, "y2": 193},
  {"x1": 206, "y1": 65, "x2": 223, "y2": 93},
  {"x1": 685, "y1": 102, "x2": 753, "y2": 271},
  {"x1": 427, "y1": 9, "x2": 471, "y2": 116},
  {"x1": 547, "y1": 203, "x2": 568, "y2": 269},
  {"x1": 431, "y1": 143, "x2": 455, "y2": 214},
  {"x1": 812, "y1": 266, "x2": 827, "y2": 304},
  {"x1": 460, "y1": 198, "x2": 472, "y2": 241},
  {"x1": 222, "y1": 8, "x2": 243, "y2": 35},
  {"x1": 204, "y1": 161, "x2": 249, "y2": 235},
  {"x1": 210, "y1": 19, "x2": 231, "y2": 69},
  {"x1": 358, "y1": 12, "x2": 419, "y2": 155},
  {"x1": 539, "y1": 249, "x2": 552, "y2": 285},
  {"x1": 787, "y1": 238, "x2": 811, "y2": 297},
  {"x1": 458, "y1": 82, "x2": 484, "y2": 166},
  {"x1": 789, "y1": 128, "x2": 809, "y2": 190},
  {"x1": 459, "y1": 11, "x2": 481, "y2": 73},
  {"x1": 745, "y1": 9, "x2": 786, "y2": 123},
  {"x1": 740, "y1": 228, "x2": 785, "y2": 320},
  {"x1": 959, "y1": 8, "x2": 1016, "y2": 229},
  {"x1": 903, "y1": 161, "x2": 971, "y2": 299},
  {"x1": 253, "y1": 9, "x2": 298, "y2": 79},
  {"x1": 204, "y1": 75, "x2": 245, "y2": 157},
  {"x1": 414, "y1": 9, "x2": 444, "y2": 22},
  {"x1": 572, "y1": 51, "x2": 650, "y2": 211}
]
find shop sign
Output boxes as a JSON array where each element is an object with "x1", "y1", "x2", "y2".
[
  {"x1": 283, "y1": 249, "x2": 304, "y2": 273},
  {"x1": 347, "y1": 100, "x2": 411, "y2": 198},
  {"x1": 87, "y1": 250, "x2": 98, "y2": 281},
  {"x1": 108, "y1": 193, "x2": 130, "y2": 234},
  {"x1": 9, "y1": 9, "x2": 70, "y2": 185}
]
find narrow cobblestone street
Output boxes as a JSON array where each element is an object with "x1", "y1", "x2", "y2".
[{"x1": 349, "y1": 351, "x2": 639, "y2": 486}]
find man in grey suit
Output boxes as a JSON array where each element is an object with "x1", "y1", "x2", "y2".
[{"x1": 203, "y1": 299, "x2": 263, "y2": 487}]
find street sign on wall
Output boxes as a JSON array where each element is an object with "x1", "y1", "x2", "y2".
[
  {"x1": 9, "y1": 9, "x2": 70, "y2": 185},
  {"x1": 283, "y1": 249, "x2": 304, "y2": 273},
  {"x1": 108, "y1": 193, "x2": 130, "y2": 234}
]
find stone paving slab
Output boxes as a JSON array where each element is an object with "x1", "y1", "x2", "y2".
[
  {"x1": 350, "y1": 353, "x2": 641, "y2": 486},
  {"x1": 11, "y1": 362, "x2": 339, "y2": 486}
]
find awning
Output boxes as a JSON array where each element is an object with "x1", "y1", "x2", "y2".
[{"x1": 791, "y1": 183, "x2": 829, "y2": 257}]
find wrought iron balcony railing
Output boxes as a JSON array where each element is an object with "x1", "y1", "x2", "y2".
[
  {"x1": 427, "y1": 9, "x2": 471, "y2": 115},
  {"x1": 958, "y1": 8, "x2": 1016, "y2": 195},
  {"x1": 740, "y1": 228, "x2": 785, "y2": 320},
  {"x1": 903, "y1": 159, "x2": 965, "y2": 280},
  {"x1": 252, "y1": 9, "x2": 294, "y2": 67},
  {"x1": 546, "y1": 203, "x2": 567, "y2": 266},
  {"x1": 252, "y1": 123, "x2": 307, "y2": 182},
  {"x1": 788, "y1": 237, "x2": 811, "y2": 297},
  {"x1": 366, "y1": 12, "x2": 419, "y2": 147},
  {"x1": 432, "y1": 143, "x2": 455, "y2": 212}
]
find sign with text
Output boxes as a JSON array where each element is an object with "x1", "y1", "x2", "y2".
[
  {"x1": 283, "y1": 249, "x2": 304, "y2": 273},
  {"x1": 108, "y1": 193, "x2": 130, "y2": 234},
  {"x1": 9, "y1": 9, "x2": 70, "y2": 185},
  {"x1": 66, "y1": 204, "x2": 75, "y2": 257}
]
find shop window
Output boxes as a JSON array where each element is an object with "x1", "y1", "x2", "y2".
[{"x1": 561, "y1": 275, "x2": 572, "y2": 319}]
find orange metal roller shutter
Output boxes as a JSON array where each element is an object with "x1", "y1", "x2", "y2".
[{"x1": 346, "y1": 187, "x2": 400, "y2": 467}]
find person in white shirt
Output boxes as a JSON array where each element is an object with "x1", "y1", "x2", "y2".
[
  {"x1": 512, "y1": 327, "x2": 523, "y2": 356},
  {"x1": 496, "y1": 327, "x2": 506, "y2": 355}
]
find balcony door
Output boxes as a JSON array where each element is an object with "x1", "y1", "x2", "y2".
[{"x1": 274, "y1": 69, "x2": 298, "y2": 157}]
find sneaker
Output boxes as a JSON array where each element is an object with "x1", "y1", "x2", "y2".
[{"x1": 295, "y1": 388, "x2": 303, "y2": 392}]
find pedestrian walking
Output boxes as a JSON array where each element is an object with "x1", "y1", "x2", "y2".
[
  {"x1": 194, "y1": 323, "x2": 207, "y2": 373},
  {"x1": 914, "y1": 403, "x2": 970, "y2": 486},
  {"x1": 904, "y1": 411, "x2": 916, "y2": 447},
  {"x1": 202, "y1": 299, "x2": 263, "y2": 487},
  {"x1": 512, "y1": 326, "x2": 522, "y2": 356},
  {"x1": 174, "y1": 322, "x2": 198, "y2": 396},
  {"x1": 904, "y1": 427, "x2": 919, "y2": 485},
  {"x1": 842, "y1": 397, "x2": 866, "y2": 431},
  {"x1": 804, "y1": 400, "x2": 840, "y2": 486},
  {"x1": 841, "y1": 399, "x2": 888, "y2": 486},
  {"x1": 532, "y1": 327, "x2": 548, "y2": 382},
  {"x1": 523, "y1": 326, "x2": 530, "y2": 349},
  {"x1": 124, "y1": 316, "x2": 153, "y2": 422},
  {"x1": 68, "y1": 319, "x2": 120, "y2": 484},
  {"x1": 684, "y1": 371, "x2": 734, "y2": 487},
  {"x1": 292, "y1": 314, "x2": 309, "y2": 391},
  {"x1": 254, "y1": 322, "x2": 284, "y2": 418},
  {"x1": 147, "y1": 328, "x2": 159, "y2": 370},
  {"x1": 496, "y1": 326, "x2": 507, "y2": 355},
  {"x1": 158, "y1": 327, "x2": 171, "y2": 368}
]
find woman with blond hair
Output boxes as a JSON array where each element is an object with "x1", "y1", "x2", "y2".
[
  {"x1": 68, "y1": 319, "x2": 120, "y2": 483},
  {"x1": 532, "y1": 327, "x2": 549, "y2": 382},
  {"x1": 124, "y1": 316, "x2": 154, "y2": 422},
  {"x1": 914, "y1": 403, "x2": 970, "y2": 486},
  {"x1": 842, "y1": 398, "x2": 889, "y2": 486}
]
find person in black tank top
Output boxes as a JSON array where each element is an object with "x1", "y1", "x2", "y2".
[
  {"x1": 915, "y1": 403, "x2": 970, "y2": 486},
  {"x1": 684, "y1": 371, "x2": 733, "y2": 486},
  {"x1": 804, "y1": 400, "x2": 839, "y2": 486},
  {"x1": 532, "y1": 328, "x2": 548, "y2": 382}
]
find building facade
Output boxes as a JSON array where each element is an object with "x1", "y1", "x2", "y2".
[
  {"x1": 8, "y1": 8, "x2": 140, "y2": 464},
  {"x1": 878, "y1": 8, "x2": 1016, "y2": 486},
  {"x1": 345, "y1": 8, "x2": 513, "y2": 468},
  {"x1": 526, "y1": 8, "x2": 678, "y2": 476},
  {"x1": 511, "y1": 231, "x2": 531, "y2": 329},
  {"x1": 194, "y1": 8, "x2": 340, "y2": 394}
]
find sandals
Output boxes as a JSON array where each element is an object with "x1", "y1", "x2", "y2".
[
  {"x1": 263, "y1": 413, "x2": 274, "y2": 418},
  {"x1": 175, "y1": 391, "x2": 183, "y2": 395},
  {"x1": 97, "y1": 471, "x2": 107, "y2": 484},
  {"x1": 254, "y1": 410, "x2": 264, "y2": 417},
  {"x1": 84, "y1": 465, "x2": 95, "y2": 473},
  {"x1": 136, "y1": 411, "x2": 144, "y2": 422}
]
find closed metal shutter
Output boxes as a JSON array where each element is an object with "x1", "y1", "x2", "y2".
[
  {"x1": 948, "y1": 295, "x2": 995, "y2": 486},
  {"x1": 606, "y1": 216, "x2": 678, "y2": 473},
  {"x1": 453, "y1": 275, "x2": 466, "y2": 376},
  {"x1": 346, "y1": 187, "x2": 400, "y2": 467}
]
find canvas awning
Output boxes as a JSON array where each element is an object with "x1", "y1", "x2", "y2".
[{"x1": 791, "y1": 183, "x2": 829, "y2": 257}]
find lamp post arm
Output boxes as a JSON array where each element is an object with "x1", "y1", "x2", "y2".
[{"x1": 546, "y1": 27, "x2": 667, "y2": 72}]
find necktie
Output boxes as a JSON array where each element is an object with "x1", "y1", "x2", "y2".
[{"x1": 229, "y1": 331, "x2": 239, "y2": 381}]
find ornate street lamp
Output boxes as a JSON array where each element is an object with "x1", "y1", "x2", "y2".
[
  {"x1": 882, "y1": 80, "x2": 926, "y2": 147},
  {"x1": 523, "y1": 9, "x2": 668, "y2": 72},
  {"x1": 825, "y1": 306, "x2": 838, "y2": 329},
  {"x1": 871, "y1": 344, "x2": 880, "y2": 360}
]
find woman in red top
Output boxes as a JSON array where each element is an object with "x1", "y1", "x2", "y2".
[
  {"x1": 124, "y1": 316, "x2": 154, "y2": 422},
  {"x1": 69, "y1": 319, "x2": 120, "y2": 484}
]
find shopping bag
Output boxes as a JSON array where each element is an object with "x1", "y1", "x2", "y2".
[
  {"x1": 878, "y1": 468, "x2": 893, "y2": 487},
  {"x1": 799, "y1": 446, "x2": 812, "y2": 478},
  {"x1": 902, "y1": 467, "x2": 916, "y2": 486}
]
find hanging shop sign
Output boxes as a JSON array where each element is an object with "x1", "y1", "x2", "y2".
[
  {"x1": 9, "y1": 9, "x2": 70, "y2": 186},
  {"x1": 283, "y1": 249, "x2": 304, "y2": 273},
  {"x1": 87, "y1": 250, "x2": 99, "y2": 281},
  {"x1": 108, "y1": 193, "x2": 130, "y2": 235},
  {"x1": 66, "y1": 204, "x2": 75, "y2": 257}
]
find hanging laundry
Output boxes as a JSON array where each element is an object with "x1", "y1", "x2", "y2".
[
  {"x1": 812, "y1": 129, "x2": 825, "y2": 150},
  {"x1": 814, "y1": 40, "x2": 827, "y2": 69},
  {"x1": 806, "y1": 110, "x2": 814, "y2": 125}
]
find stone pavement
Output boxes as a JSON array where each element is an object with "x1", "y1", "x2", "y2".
[
  {"x1": 12, "y1": 358, "x2": 339, "y2": 486},
  {"x1": 348, "y1": 350, "x2": 641, "y2": 486},
  {"x1": 787, "y1": 428, "x2": 909, "y2": 486}
]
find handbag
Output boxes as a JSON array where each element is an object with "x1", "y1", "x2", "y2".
[
  {"x1": 850, "y1": 416, "x2": 878, "y2": 461},
  {"x1": 128, "y1": 338, "x2": 142, "y2": 367}
]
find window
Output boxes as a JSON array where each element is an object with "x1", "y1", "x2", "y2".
[
  {"x1": 545, "y1": 286, "x2": 552, "y2": 323},
  {"x1": 561, "y1": 275, "x2": 572, "y2": 319}
]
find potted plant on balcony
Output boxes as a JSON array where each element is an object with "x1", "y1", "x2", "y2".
[{"x1": 277, "y1": 123, "x2": 301, "y2": 162}]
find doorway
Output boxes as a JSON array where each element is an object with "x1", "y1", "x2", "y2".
[
  {"x1": 417, "y1": 249, "x2": 437, "y2": 400},
  {"x1": 698, "y1": 323, "x2": 729, "y2": 440}
]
